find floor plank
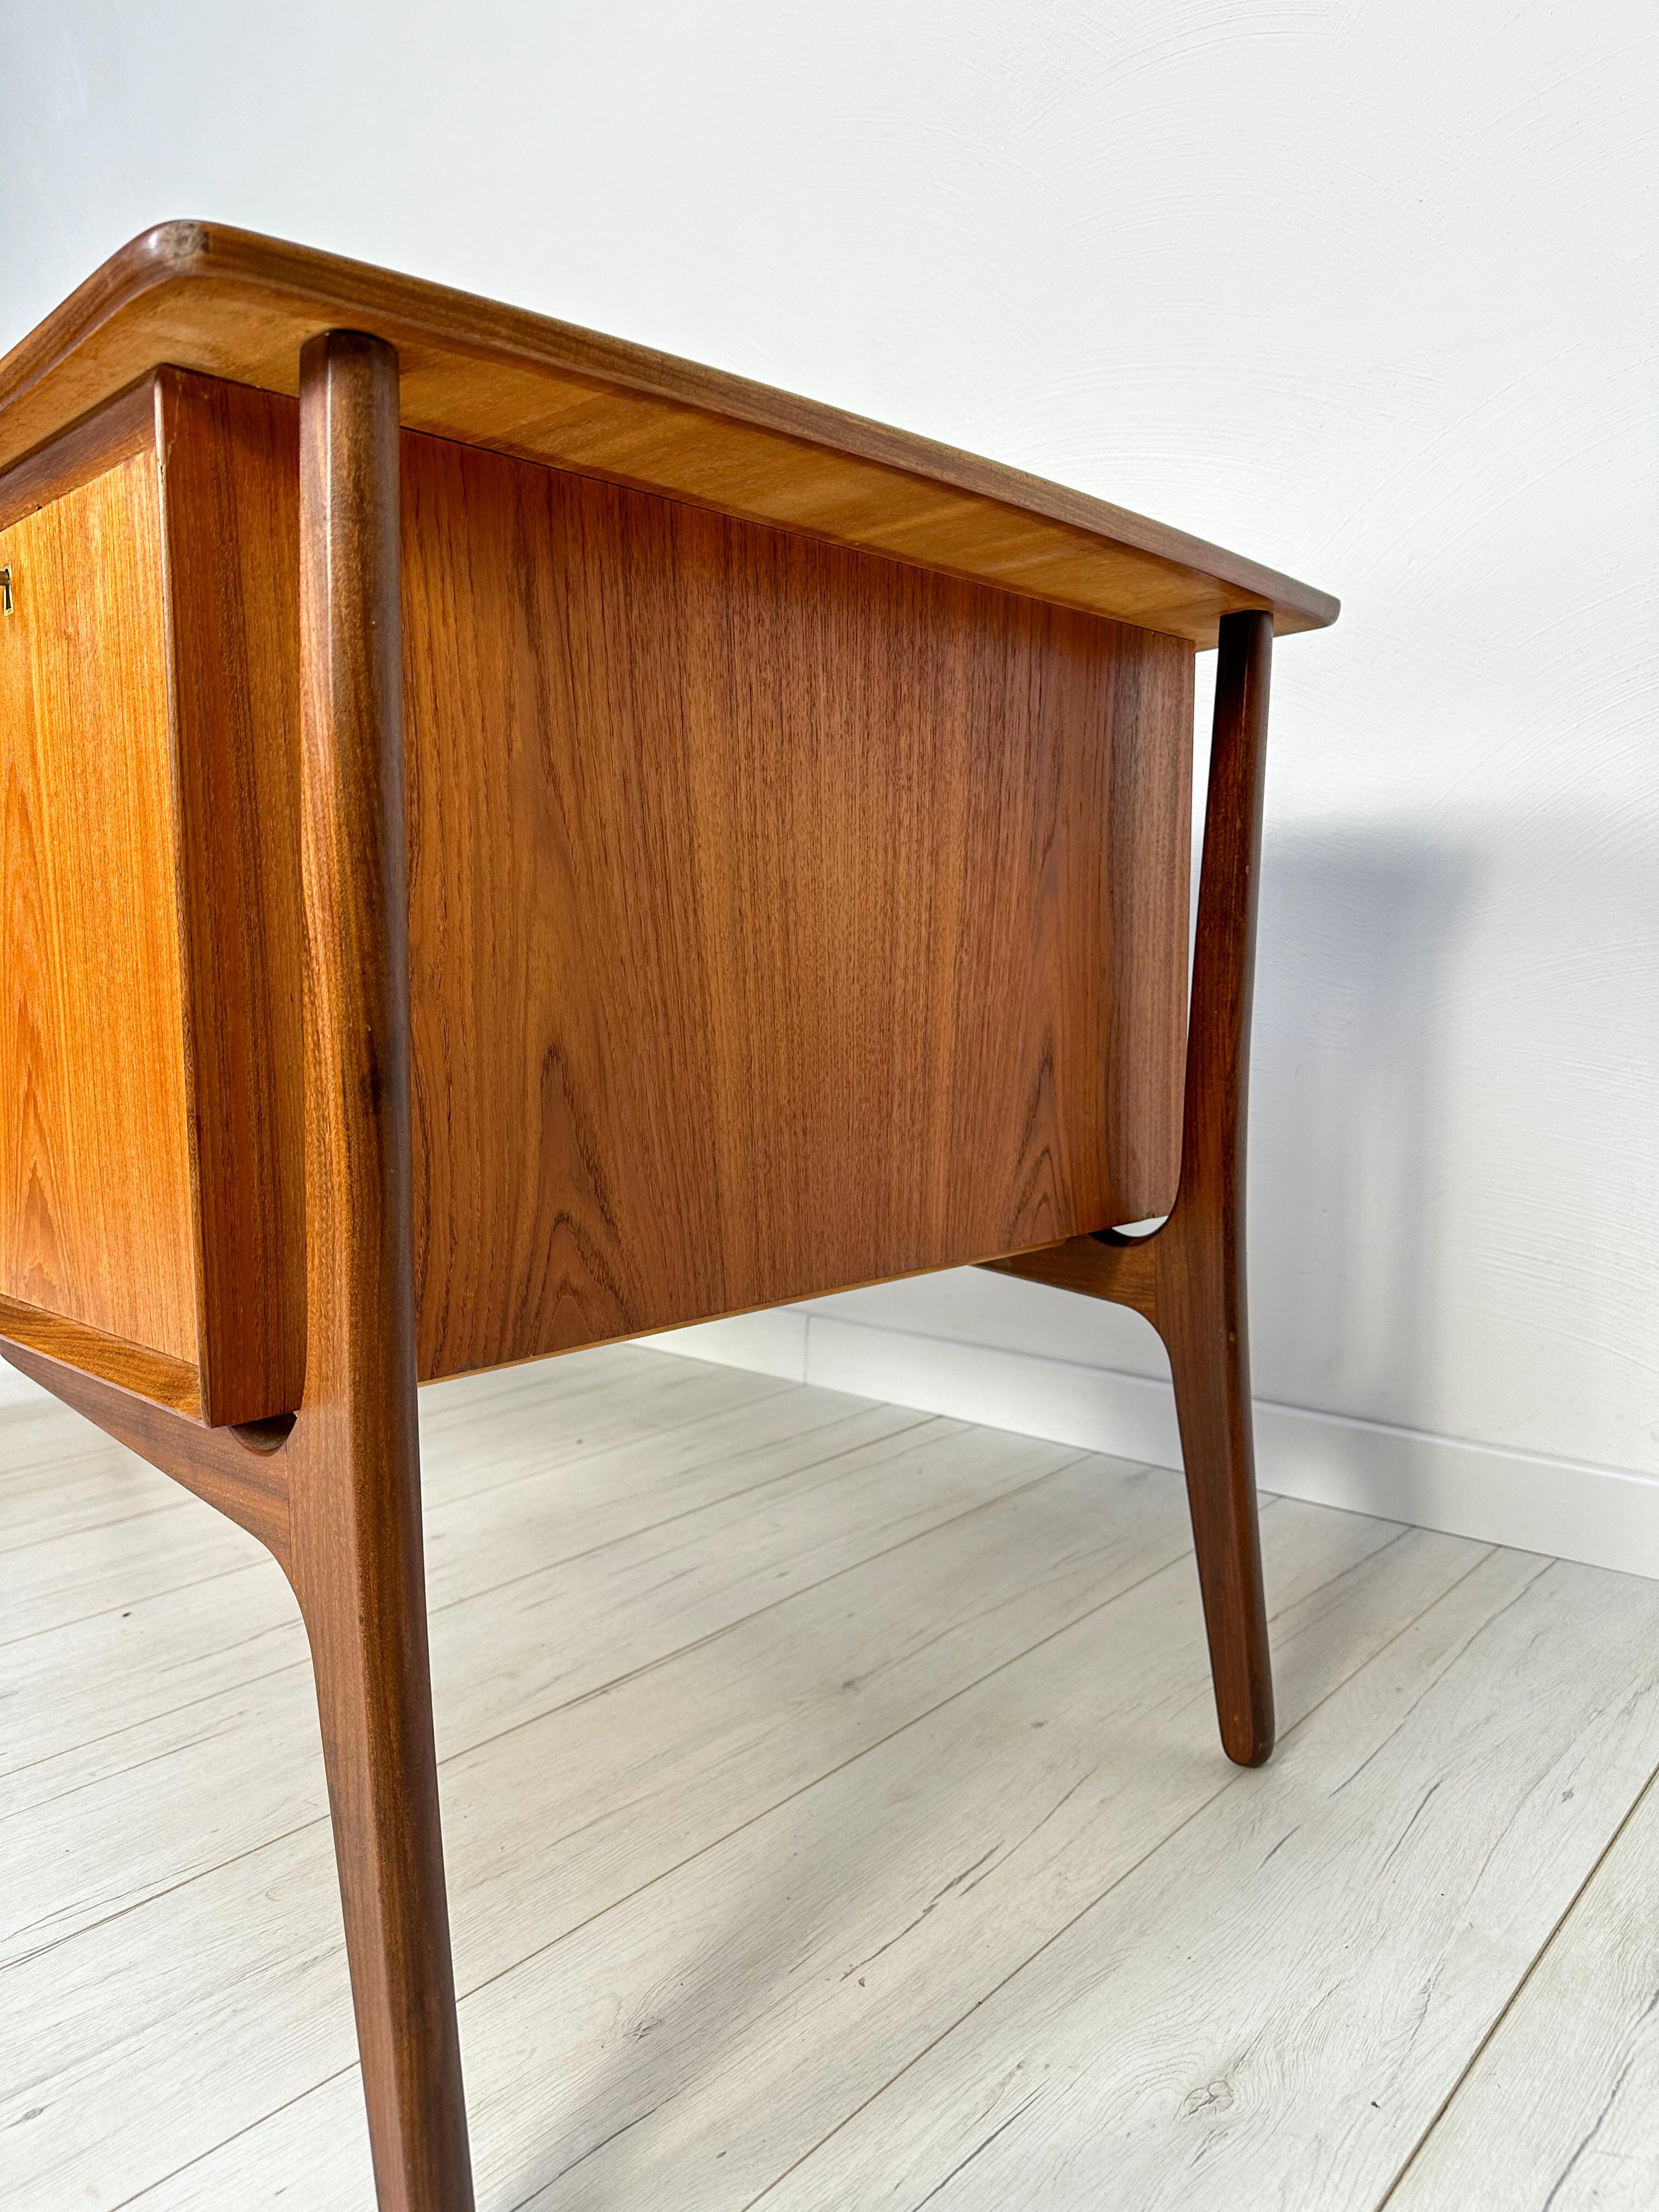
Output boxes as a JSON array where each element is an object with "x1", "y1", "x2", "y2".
[
  {"x1": 3, "y1": 1398, "x2": 991, "y2": 1960},
  {"x1": 2, "y1": 1395, "x2": 1076, "y2": 2202},
  {"x1": 5, "y1": 1347, "x2": 1658, "y2": 2212},
  {"x1": 0, "y1": 1347, "x2": 793, "y2": 1644},
  {"x1": 1, "y1": 1372, "x2": 910, "y2": 1796},
  {"x1": 115, "y1": 1500, "x2": 1475, "y2": 2209},
  {"x1": 752, "y1": 1554, "x2": 1659, "y2": 2212},
  {"x1": 1385, "y1": 1770, "x2": 1659, "y2": 2211}
]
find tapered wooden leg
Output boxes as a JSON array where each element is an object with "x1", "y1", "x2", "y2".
[
  {"x1": 286, "y1": 1418, "x2": 472, "y2": 2212},
  {"x1": 3, "y1": 326, "x2": 477, "y2": 2208},
  {"x1": 984, "y1": 608, "x2": 1276, "y2": 1767},
  {"x1": 1157, "y1": 1224, "x2": 1273, "y2": 1767},
  {"x1": 291, "y1": 326, "x2": 475, "y2": 2209},
  {"x1": 3, "y1": 1336, "x2": 477, "y2": 2209}
]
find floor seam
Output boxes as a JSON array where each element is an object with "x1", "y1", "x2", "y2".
[
  {"x1": 0, "y1": 1450, "x2": 1107, "y2": 1973},
  {"x1": 0, "y1": 1408, "x2": 943, "y2": 1775},
  {"x1": 95, "y1": 1465, "x2": 1191, "y2": 2209},
  {"x1": 0, "y1": 1374, "x2": 817, "y2": 1648},
  {"x1": 737, "y1": 1542, "x2": 1503, "y2": 2210},
  {"x1": 1372, "y1": 1750, "x2": 1659, "y2": 2211}
]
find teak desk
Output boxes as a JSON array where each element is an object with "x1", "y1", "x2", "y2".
[{"x1": 0, "y1": 224, "x2": 1338, "y2": 2211}]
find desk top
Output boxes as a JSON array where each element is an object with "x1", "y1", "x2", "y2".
[{"x1": 0, "y1": 222, "x2": 1337, "y2": 648}]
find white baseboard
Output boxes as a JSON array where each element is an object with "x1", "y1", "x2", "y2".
[
  {"x1": 651, "y1": 1310, "x2": 1659, "y2": 1583},
  {"x1": 11, "y1": 1298, "x2": 1647, "y2": 1581},
  {"x1": 0, "y1": 1358, "x2": 41, "y2": 1411},
  {"x1": 637, "y1": 1307, "x2": 810, "y2": 1381}
]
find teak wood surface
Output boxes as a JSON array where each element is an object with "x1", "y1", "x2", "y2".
[
  {"x1": 0, "y1": 222, "x2": 1337, "y2": 648},
  {"x1": 0, "y1": 368, "x2": 1196, "y2": 1413},
  {"x1": 0, "y1": 372, "x2": 306, "y2": 1422},
  {"x1": 10, "y1": 329, "x2": 475, "y2": 2212},
  {"x1": 0, "y1": 433, "x2": 200, "y2": 1374},
  {"x1": 984, "y1": 610, "x2": 1276, "y2": 1765},
  {"x1": 0, "y1": 227, "x2": 1337, "y2": 2212},
  {"x1": 398, "y1": 432, "x2": 1193, "y2": 1372}
]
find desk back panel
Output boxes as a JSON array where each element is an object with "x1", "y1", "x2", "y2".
[
  {"x1": 0, "y1": 369, "x2": 1192, "y2": 1415},
  {"x1": 400, "y1": 433, "x2": 1191, "y2": 1376}
]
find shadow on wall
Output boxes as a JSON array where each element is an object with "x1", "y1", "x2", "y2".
[
  {"x1": 1245, "y1": 828, "x2": 1478, "y2": 1431},
  {"x1": 680, "y1": 795, "x2": 1659, "y2": 1476},
  {"x1": 792, "y1": 820, "x2": 1482, "y2": 1402}
]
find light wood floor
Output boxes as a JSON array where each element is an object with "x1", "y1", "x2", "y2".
[{"x1": 5, "y1": 1345, "x2": 1659, "y2": 2210}]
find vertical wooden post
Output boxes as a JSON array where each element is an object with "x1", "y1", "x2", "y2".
[
  {"x1": 1154, "y1": 608, "x2": 1274, "y2": 1764},
  {"x1": 982, "y1": 608, "x2": 1276, "y2": 1767},
  {"x1": 4, "y1": 325, "x2": 479, "y2": 2209},
  {"x1": 292, "y1": 328, "x2": 475, "y2": 2210}
]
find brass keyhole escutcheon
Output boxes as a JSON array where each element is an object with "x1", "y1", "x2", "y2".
[{"x1": 0, "y1": 565, "x2": 12, "y2": 616}]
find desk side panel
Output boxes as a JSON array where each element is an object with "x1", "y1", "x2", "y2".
[
  {"x1": 400, "y1": 434, "x2": 1191, "y2": 1375},
  {"x1": 155, "y1": 370, "x2": 307, "y2": 1423},
  {"x1": 0, "y1": 441, "x2": 204, "y2": 1391}
]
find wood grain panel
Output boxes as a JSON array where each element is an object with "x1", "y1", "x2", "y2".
[
  {"x1": 0, "y1": 377, "x2": 154, "y2": 535},
  {"x1": 154, "y1": 369, "x2": 307, "y2": 1421},
  {"x1": 0, "y1": 1289, "x2": 202, "y2": 1417},
  {"x1": 0, "y1": 448, "x2": 201, "y2": 1368},
  {"x1": 0, "y1": 223, "x2": 1339, "y2": 647},
  {"x1": 0, "y1": 372, "x2": 1194, "y2": 1411},
  {"x1": 398, "y1": 433, "x2": 1192, "y2": 1379}
]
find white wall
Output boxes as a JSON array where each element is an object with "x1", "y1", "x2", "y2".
[{"x1": 3, "y1": 3, "x2": 1655, "y2": 1564}]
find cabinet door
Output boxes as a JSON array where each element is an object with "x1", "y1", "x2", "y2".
[
  {"x1": 0, "y1": 444, "x2": 204, "y2": 1410},
  {"x1": 0, "y1": 375, "x2": 306, "y2": 1426}
]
